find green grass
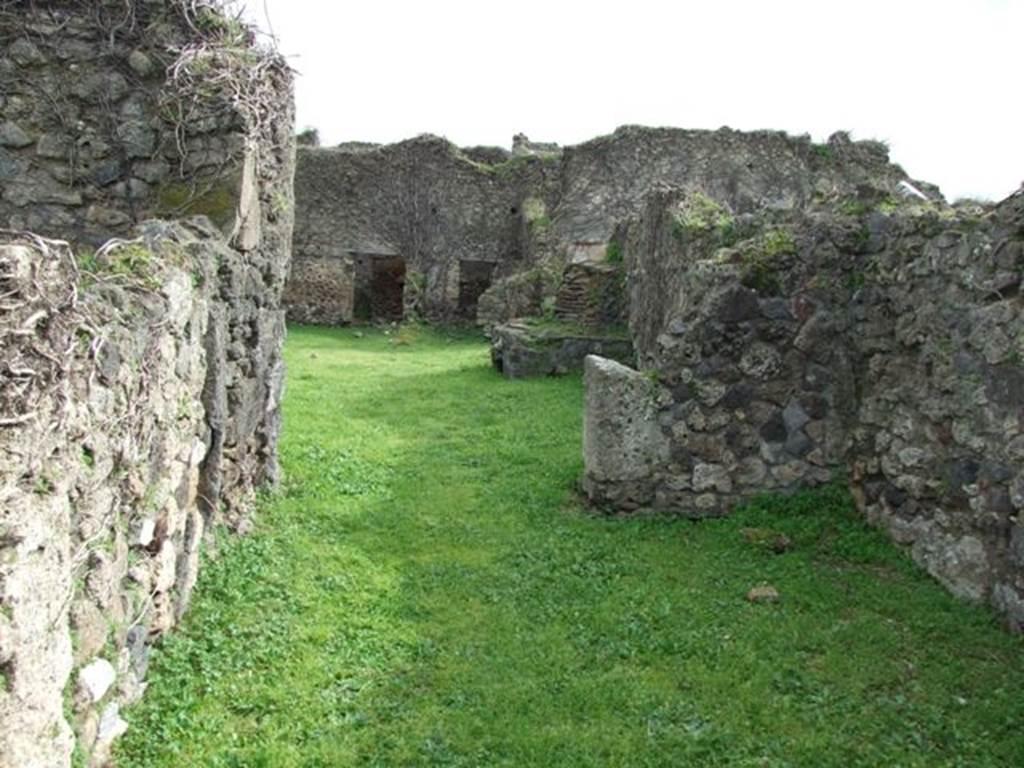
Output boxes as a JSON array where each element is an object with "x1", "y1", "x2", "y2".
[{"x1": 117, "y1": 326, "x2": 1024, "y2": 767}]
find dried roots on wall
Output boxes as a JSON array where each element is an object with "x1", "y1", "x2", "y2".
[
  {"x1": 0, "y1": 0, "x2": 297, "y2": 510},
  {"x1": 1, "y1": 224, "x2": 222, "y2": 766}
]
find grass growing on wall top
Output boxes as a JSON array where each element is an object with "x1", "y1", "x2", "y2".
[{"x1": 117, "y1": 326, "x2": 1024, "y2": 767}]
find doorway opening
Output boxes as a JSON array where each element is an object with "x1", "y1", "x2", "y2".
[
  {"x1": 457, "y1": 260, "x2": 496, "y2": 319},
  {"x1": 363, "y1": 256, "x2": 405, "y2": 321}
]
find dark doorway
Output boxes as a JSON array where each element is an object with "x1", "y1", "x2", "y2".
[
  {"x1": 369, "y1": 256, "x2": 406, "y2": 321},
  {"x1": 457, "y1": 260, "x2": 495, "y2": 319}
]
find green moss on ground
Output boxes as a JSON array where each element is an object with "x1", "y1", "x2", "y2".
[{"x1": 117, "y1": 326, "x2": 1024, "y2": 767}]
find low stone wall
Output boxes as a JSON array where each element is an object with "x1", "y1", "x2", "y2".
[
  {"x1": 583, "y1": 356, "x2": 671, "y2": 508},
  {"x1": 491, "y1": 322, "x2": 634, "y2": 379},
  {"x1": 584, "y1": 187, "x2": 1024, "y2": 630}
]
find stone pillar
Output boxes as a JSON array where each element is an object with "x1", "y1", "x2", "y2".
[{"x1": 582, "y1": 355, "x2": 670, "y2": 510}]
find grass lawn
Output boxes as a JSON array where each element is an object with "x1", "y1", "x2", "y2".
[{"x1": 117, "y1": 325, "x2": 1024, "y2": 767}]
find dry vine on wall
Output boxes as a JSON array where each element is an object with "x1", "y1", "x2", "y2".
[{"x1": 0, "y1": 0, "x2": 291, "y2": 238}]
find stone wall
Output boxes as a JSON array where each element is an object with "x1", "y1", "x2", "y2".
[
  {"x1": 288, "y1": 126, "x2": 931, "y2": 325},
  {"x1": 290, "y1": 137, "x2": 560, "y2": 322},
  {"x1": 0, "y1": 2, "x2": 295, "y2": 764},
  {"x1": 583, "y1": 185, "x2": 1024, "y2": 630},
  {"x1": 1, "y1": 0, "x2": 296, "y2": 516},
  {"x1": 283, "y1": 254, "x2": 355, "y2": 325},
  {"x1": 1, "y1": 227, "x2": 213, "y2": 766},
  {"x1": 491, "y1": 322, "x2": 633, "y2": 379},
  {"x1": 551, "y1": 126, "x2": 931, "y2": 243}
]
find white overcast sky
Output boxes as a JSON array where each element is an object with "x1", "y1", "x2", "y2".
[{"x1": 241, "y1": 0, "x2": 1022, "y2": 202}]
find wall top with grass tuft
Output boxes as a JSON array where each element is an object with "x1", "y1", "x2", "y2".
[{"x1": 0, "y1": 0, "x2": 293, "y2": 247}]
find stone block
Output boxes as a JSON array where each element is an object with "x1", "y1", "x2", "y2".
[
  {"x1": 492, "y1": 323, "x2": 634, "y2": 379},
  {"x1": 583, "y1": 356, "x2": 670, "y2": 504},
  {"x1": 692, "y1": 462, "x2": 733, "y2": 493},
  {"x1": 78, "y1": 659, "x2": 116, "y2": 704},
  {"x1": 0, "y1": 121, "x2": 33, "y2": 148}
]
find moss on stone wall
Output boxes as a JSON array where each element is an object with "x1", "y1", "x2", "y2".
[
  {"x1": 672, "y1": 192, "x2": 737, "y2": 245},
  {"x1": 156, "y1": 179, "x2": 240, "y2": 231}
]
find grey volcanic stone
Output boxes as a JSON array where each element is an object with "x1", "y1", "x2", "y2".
[
  {"x1": 10, "y1": 38, "x2": 45, "y2": 67},
  {"x1": 582, "y1": 182, "x2": 1024, "y2": 631},
  {"x1": 0, "y1": 121, "x2": 33, "y2": 148},
  {"x1": 127, "y1": 50, "x2": 154, "y2": 77},
  {"x1": 35, "y1": 134, "x2": 67, "y2": 159},
  {"x1": 782, "y1": 401, "x2": 810, "y2": 434},
  {"x1": 785, "y1": 431, "x2": 814, "y2": 457},
  {"x1": 491, "y1": 323, "x2": 633, "y2": 379},
  {"x1": 582, "y1": 356, "x2": 670, "y2": 508},
  {"x1": 759, "y1": 297, "x2": 792, "y2": 320},
  {"x1": 715, "y1": 287, "x2": 761, "y2": 324}
]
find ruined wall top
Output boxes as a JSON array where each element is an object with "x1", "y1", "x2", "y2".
[
  {"x1": 295, "y1": 124, "x2": 935, "y2": 260},
  {"x1": 0, "y1": 0, "x2": 294, "y2": 246},
  {"x1": 553, "y1": 125, "x2": 937, "y2": 241},
  {"x1": 288, "y1": 123, "x2": 938, "y2": 322}
]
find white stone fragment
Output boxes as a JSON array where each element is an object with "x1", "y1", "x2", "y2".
[
  {"x1": 898, "y1": 180, "x2": 929, "y2": 200},
  {"x1": 79, "y1": 658, "x2": 116, "y2": 703},
  {"x1": 133, "y1": 518, "x2": 156, "y2": 548},
  {"x1": 190, "y1": 438, "x2": 208, "y2": 466},
  {"x1": 97, "y1": 703, "x2": 129, "y2": 743}
]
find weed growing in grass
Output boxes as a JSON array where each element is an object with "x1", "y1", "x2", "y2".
[{"x1": 291, "y1": 443, "x2": 394, "y2": 498}]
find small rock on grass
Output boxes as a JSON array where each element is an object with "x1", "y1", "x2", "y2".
[
  {"x1": 741, "y1": 527, "x2": 792, "y2": 554},
  {"x1": 746, "y1": 585, "x2": 780, "y2": 604}
]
